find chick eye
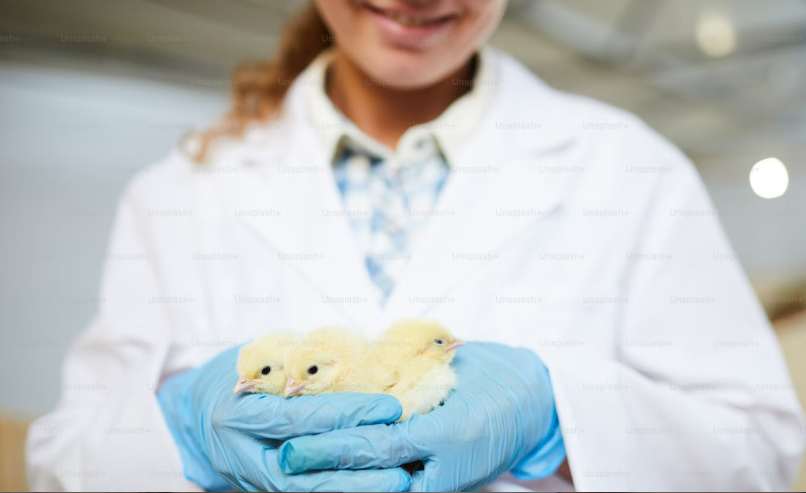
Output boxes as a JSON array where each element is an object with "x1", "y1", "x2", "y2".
[
  {"x1": 307, "y1": 365, "x2": 318, "y2": 375},
  {"x1": 434, "y1": 338, "x2": 444, "y2": 346},
  {"x1": 261, "y1": 366, "x2": 271, "y2": 376}
]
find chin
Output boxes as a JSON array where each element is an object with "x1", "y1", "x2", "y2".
[{"x1": 357, "y1": 50, "x2": 462, "y2": 89}]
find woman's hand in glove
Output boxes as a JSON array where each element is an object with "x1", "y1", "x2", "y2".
[
  {"x1": 277, "y1": 342, "x2": 566, "y2": 492},
  {"x1": 158, "y1": 345, "x2": 411, "y2": 492}
]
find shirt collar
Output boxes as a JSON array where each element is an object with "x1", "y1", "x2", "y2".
[{"x1": 304, "y1": 47, "x2": 496, "y2": 167}]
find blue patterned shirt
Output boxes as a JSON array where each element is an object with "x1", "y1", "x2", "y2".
[{"x1": 303, "y1": 49, "x2": 494, "y2": 302}]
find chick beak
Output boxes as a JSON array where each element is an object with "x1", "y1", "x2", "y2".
[
  {"x1": 233, "y1": 375, "x2": 256, "y2": 393},
  {"x1": 283, "y1": 377, "x2": 305, "y2": 397},
  {"x1": 447, "y1": 339, "x2": 466, "y2": 351}
]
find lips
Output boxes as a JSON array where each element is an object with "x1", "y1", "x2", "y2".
[
  {"x1": 365, "y1": 4, "x2": 455, "y2": 27},
  {"x1": 363, "y1": 2, "x2": 457, "y2": 48}
]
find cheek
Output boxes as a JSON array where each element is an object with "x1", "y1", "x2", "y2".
[
  {"x1": 460, "y1": 0, "x2": 507, "y2": 41},
  {"x1": 444, "y1": 0, "x2": 506, "y2": 59},
  {"x1": 315, "y1": 0, "x2": 360, "y2": 42}
]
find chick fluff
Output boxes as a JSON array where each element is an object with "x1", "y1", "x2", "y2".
[
  {"x1": 233, "y1": 331, "x2": 301, "y2": 395},
  {"x1": 284, "y1": 326, "x2": 394, "y2": 397},
  {"x1": 375, "y1": 319, "x2": 464, "y2": 421}
]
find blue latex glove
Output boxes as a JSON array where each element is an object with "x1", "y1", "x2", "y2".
[
  {"x1": 158, "y1": 345, "x2": 411, "y2": 492},
  {"x1": 277, "y1": 342, "x2": 565, "y2": 491}
]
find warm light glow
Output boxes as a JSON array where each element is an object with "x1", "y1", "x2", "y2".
[
  {"x1": 696, "y1": 11, "x2": 736, "y2": 57},
  {"x1": 749, "y1": 158, "x2": 789, "y2": 199}
]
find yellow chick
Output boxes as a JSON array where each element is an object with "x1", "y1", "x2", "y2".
[
  {"x1": 233, "y1": 331, "x2": 301, "y2": 395},
  {"x1": 375, "y1": 319, "x2": 464, "y2": 421},
  {"x1": 284, "y1": 326, "x2": 394, "y2": 397}
]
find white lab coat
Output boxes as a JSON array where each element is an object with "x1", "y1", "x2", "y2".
[{"x1": 27, "y1": 49, "x2": 804, "y2": 491}]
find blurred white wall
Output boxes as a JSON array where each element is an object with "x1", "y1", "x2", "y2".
[
  {"x1": 707, "y1": 180, "x2": 806, "y2": 281},
  {"x1": 0, "y1": 61, "x2": 226, "y2": 415}
]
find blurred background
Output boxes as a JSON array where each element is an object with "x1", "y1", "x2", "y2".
[{"x1": 0, "y1": 0, "x2": 804, "y2": 490}]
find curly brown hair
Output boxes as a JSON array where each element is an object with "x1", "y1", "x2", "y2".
[{"x1": 191, "y1": 4, "x2": 332, "y2": 162}]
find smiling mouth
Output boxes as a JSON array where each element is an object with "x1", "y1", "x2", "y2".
[{"x1": 364, "y1": 4, "x2": 456, "y2": 27}]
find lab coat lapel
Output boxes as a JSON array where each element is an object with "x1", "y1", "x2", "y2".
[
  {"x1": 383, "y1": 145, "x2": 573, "y2": 321},
  {"x1": 383, "y1": 61, "x2": 582, "y2": 321},
  {"x1": 221, "y1": 125, "x2": 383, "y2": 331}
]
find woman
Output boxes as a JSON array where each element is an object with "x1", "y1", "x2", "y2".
[{"x1": 27, "y1": 0, "x2": 804, "y2": 491}]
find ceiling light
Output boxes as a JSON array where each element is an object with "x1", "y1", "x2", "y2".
[
  {"x1": 696, "y1": 11, "x2": 736, "y2": 57},
  {"x1": 749, "y1": 158, "x2": 789, "y2": 199}
]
